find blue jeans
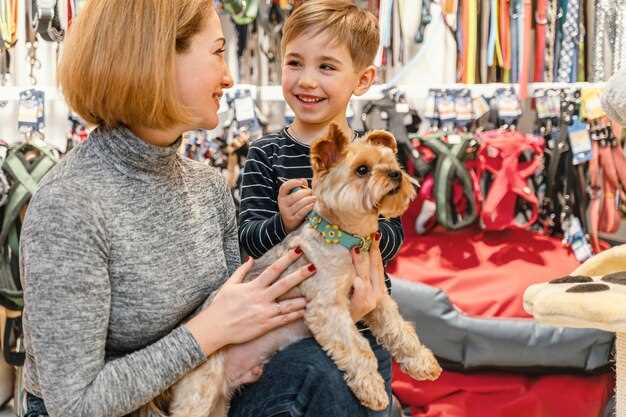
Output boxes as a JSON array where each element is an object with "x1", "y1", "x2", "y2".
[
  {"x1": 25, "y1": 333, "x2": 392, "y2": 417},
  {"x1": 24, "y1": 392, "x2": 48, "y2": 417},
  {"x1": 228, "y1": 331, "x2": 393, "y2": 417}
]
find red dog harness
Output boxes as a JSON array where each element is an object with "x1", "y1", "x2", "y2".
[
  {"x1": 477, "y1": 130, "x2": 544, "y2": 231},
  {"x1": 589, "y1": 122, "x2": 626, "y2": 252}
]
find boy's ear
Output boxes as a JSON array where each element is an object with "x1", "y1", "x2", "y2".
[
  {"x1": 353, "y1": 65, "x2": 377, "y2": 97},
  {"x1": 362, "y1": 130, "x2": 398, "y2": 153},
  {"x1": 311, "y1": 123, "x2": 349, "y2": 174}
]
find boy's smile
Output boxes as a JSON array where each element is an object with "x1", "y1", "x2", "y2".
[{"x1": 282, "y1": 32, "x2": 375, "y2": 143}]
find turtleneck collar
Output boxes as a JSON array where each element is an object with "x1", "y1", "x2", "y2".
[{"x1": 91, "y1": 125, "x2": 182, "y2": 178}]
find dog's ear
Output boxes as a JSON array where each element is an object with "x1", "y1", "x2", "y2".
[
  {"x1": 311, "y1": 123, "x2": 349, "y2": 173},
  {"x1": 362, "y1": 130, "x2": 398, "y2": 154}
]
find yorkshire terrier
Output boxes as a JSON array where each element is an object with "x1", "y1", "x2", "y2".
[{"x1": 149, "y1": 123, "x2": 442, "y2": 417}]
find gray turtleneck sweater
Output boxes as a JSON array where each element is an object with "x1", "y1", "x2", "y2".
[{"x1": 20, "y1": 126, "x2": 240, "y2": 417}]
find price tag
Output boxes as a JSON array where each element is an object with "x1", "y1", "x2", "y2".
[
  {"x1": 18, "y1": 89, "x2": 45, "y2": 133},
  {"x1": 424, "y1": 92, "x2": 438, "y2": 120},
  {"x1": 581, "y1": 88, "x2": 606, "y2": 121},
  {"x1": 455, "y1": 94, "x2": 473, "y2": 125},
  {"x1": 438, "y1": 94, "x2": 456, "y2": 122},
  {"x1": 568, "y1": 120, "x2": 593, "y2": 165},
  {"x1": 497, "y1": 93, "x2": 522, "y2": 119},
  {"x1": 564, "y1": 216, "x2": 593, "y2": 262},
  {"x1": 546, "y1": 94, "x2": 561, "y2": 119},
  {"x1": 536, "y1": 95, "x2": 550, "y2": 119},
  {"x1": 472, "y1": 96, "x2": 490, "y2": 119}
]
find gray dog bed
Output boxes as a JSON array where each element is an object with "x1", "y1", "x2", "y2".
[{"x1": 390, "y1": 277, "x2": 614, "y2": 373}]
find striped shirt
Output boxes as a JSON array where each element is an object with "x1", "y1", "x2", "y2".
[{"x1": 238, "y1": 128, "x2": 405, "y2": 292}]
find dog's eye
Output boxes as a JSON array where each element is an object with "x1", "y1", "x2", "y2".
[{"x1": 356, "y1": 165, "x2": 369, "y2": 176}]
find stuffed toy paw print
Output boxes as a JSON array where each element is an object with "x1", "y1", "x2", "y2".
[{"x1": 524, "y1": 244, "x2": 626, "y2": 417}]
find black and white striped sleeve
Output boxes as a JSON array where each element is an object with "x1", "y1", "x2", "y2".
[
  {"x1": 238, "y1": 144, "x2": 288, "y2": 258},
  {"x1": 378, "y1": 216, "x2": 404, "y2": 265}
]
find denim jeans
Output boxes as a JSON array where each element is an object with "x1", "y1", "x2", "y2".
[
  {"x1": 25, "y1": 333, "x2": 392, "y2": 417},
  {"x1": 228, "y1": 331, "x2": 393, "y2": 417},
  {"x1": 24, "y1": 392, "x2": 47, "y2": 417}
]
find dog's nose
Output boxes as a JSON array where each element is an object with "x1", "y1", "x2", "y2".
[{"x1": 388, "y1": 170, "x2": 401, "y2": 182}]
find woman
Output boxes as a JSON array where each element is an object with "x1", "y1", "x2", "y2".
[{"x1": 21, "y1": 1, "x2": 389, "y2": 417}]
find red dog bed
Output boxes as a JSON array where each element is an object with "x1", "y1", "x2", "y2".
[{"x1": 387, "y1": 204, "x2": 613, "y2": 417}]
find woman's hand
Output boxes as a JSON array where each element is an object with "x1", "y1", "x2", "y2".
[
  {"x1": 186, "y1": 248, "x2": 316, "y2": 356},
  {"x1": 223, "y1": 319, "x2": 309, "y2": 386},
  {"x1": 349, "y1": 233, "x2": 386, "y2": 322}
]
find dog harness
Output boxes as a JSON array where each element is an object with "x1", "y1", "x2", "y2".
[
  {"x1": 588, "y1": 123, "x2": 626, "y2": 253},
  {"x1": 419, "y1": 133, "x2": 480, "y2": 230},
  {"x1": 477, "y1": 130, "x2": 544, "y2": 231},
  {"x1": 306, "y1": 211, "x2": 374, "y2": 252}
]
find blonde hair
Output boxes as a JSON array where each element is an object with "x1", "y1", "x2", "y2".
[
  {"x1": 58, "y1": 0, "x2": 211, "y2": 129},
  {"x1": 281, "y1": 0, "x2": 379, "y2": 70}
]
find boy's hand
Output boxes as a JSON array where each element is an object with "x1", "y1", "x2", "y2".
[
  {"x1": 278, "y1": 179, "x2": 316, "y2": 233},
  {"x1": 349, "y1": 233, "x2": 385, "y2": 322}
]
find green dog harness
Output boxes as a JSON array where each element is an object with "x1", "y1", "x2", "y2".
[{"x1": 420, "y1": 133, "x2": 479, "y2": 230}]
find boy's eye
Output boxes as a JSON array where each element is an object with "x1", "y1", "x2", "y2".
[
  {"x1": 286, "y1": 60, "x2": 301, "y2": 67},
  {"x1": 356, "y1": 165, "x2": 369, "y2": 176},
  {"x1": 320, "y1": 64, "x2": 336, "y2": 71},
  {"x1": 215, "y1": 48, "x2": 226, "y2": 55}
]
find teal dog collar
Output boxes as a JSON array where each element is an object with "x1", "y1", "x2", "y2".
[{"x1": 306, "y1": 211, "x2": 373, "y2": 252}]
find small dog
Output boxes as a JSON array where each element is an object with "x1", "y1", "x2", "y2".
[{"x1": 153, "y1": 124, "x2": 442, "y2": 417}]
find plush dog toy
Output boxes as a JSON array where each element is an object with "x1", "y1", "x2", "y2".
[
  {"x1": 524, "y1": 244, "x2": 626, "y2": 416},
  {"x1": 146, "y1": 124, "x2": 442, "y2": 417},
  {"x1": 525, "y1": 71, "x2": 626, "y2": 416}
]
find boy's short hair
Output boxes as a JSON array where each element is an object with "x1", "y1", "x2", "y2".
[
  {"x1": 58, "y1": 0, "x2": 211, "y2": 129},
  {"x1": 281, "y1": 0, "x2": 379, "y2": 70}
]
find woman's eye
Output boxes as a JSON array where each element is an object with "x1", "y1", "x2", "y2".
[
  {"x1": 215, "y1": 48, "x2": 226, "y2": 55},
  {"x1": 356, "y1": 165, "x2": 369, "y2": 176}
]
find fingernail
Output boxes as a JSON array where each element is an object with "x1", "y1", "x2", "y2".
[
  {"x1": 354, "y1": 247, "x2": 361, "y2": 255},
  {"x1": 307, "y1": 264, "x2": 316, "y2": 272},
  {"x1": 375, "y1": 232, "x2": 381, "y2": 241},
  {"x1": 294, "y1": 246, "x2": 303, "y2": 255}
]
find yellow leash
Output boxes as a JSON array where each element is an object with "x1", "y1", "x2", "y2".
[{"x1": 466, "y1": 0, "x2": 478, "y2": 83}]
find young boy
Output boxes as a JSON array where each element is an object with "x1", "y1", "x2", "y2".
[
  {"x1": 235, "y1": 2, "x2": 402, "y2": 414},
  {"x1": 238, "y1": 0, "x2": 404, "y2": 281}
]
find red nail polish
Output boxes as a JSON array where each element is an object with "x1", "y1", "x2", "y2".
[
  {"x1": 294, "y1": 246, "x2": 303, "y2": 255},
  {"x1": 354, "y1": 247, "x2": 361, "y2": 255},
  {"x1": 308, "y1": 264, "x2": 316, "y2": 272},
  {"x1": 375, "y1": 232, "x2": 381, "y2": 241}
]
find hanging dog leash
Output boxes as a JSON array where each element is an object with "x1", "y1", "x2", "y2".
[{"x1": 31, "y1": 0, "x2": 65, "y2": 42}]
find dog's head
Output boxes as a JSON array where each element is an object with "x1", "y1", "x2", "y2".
[{"x1": 311, "y1": 123, "x2": 416, "y2": 220}]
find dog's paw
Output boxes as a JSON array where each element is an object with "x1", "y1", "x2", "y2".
[
  {"x1": 349, "y1": 372, "x2": 389, "y2": 411},
  {"x1": 399, "y1": 347, "x2": 442, "y2": 381}
]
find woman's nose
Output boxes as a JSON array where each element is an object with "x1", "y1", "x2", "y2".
[{"x1": 222, "y1": 65, "x2": 234, "y2": 88}]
